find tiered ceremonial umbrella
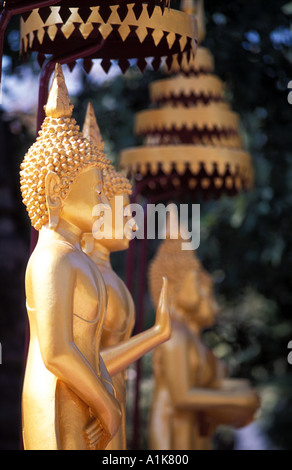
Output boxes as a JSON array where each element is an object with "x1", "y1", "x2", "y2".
[
  {"x1": 119, "y1": 0, "x2": 254, "y2": 448},
  {"x1": 0, "y1": 2, "x2": 198, "y2": 130},
  {"x1": 19, "y1": 1, "x2": 197, "y2": 126},
  {"x1": 120, "y1": 0, "x2": 253, "y2": 199},
  {"x1": 20, "y1": 1, "x2": 197, "y2": 74}
]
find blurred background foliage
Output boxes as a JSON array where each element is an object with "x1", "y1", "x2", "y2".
[{"x1": 0, "y1": 0, "x2": 292, "y2": 450}]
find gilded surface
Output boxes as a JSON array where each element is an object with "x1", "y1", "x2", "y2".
[
  {"x1": 170, "y1": 46, "x2": 214, "y2": 75},
  {"x1": 148, "y1": 215, "x2": 260, "y2": 450},
  {"x1": 20, "y1": 65, "x2": 109, "y2": 231},
  {"x1": 150, "y1": 74, "x2": 224, "y2": 104},
  {"x1": 20, "y1": 64, "x2": 122, "y2": 450},
  {"x1": 134, "y1": 105, "x2": 242, "y2": 148},
  {"x1": 20, "y1": 3, "x2": 197, "y2": 64},
  {"x1": 81, "y1": 105, "x2": 171, "y2": 449},
  {"x1": 120, "y1": 145, "x2": 254, "y2": 191},
  {"x1": 119, "y1": 1, "x2": 254, "y2": 193}
]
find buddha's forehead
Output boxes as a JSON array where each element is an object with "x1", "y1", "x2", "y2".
[{"x1": 75, "y1": 166, "x2": 103, "y2": 183}]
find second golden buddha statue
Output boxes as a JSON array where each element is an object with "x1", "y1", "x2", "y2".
[
  {"x1": 148, "y1": 218, "x2": 260, "y2": 450},
  {"x1": 20, "y1": 64, "x2": 123, "y2": 450},
  {"x1": 81, "y1": 104, "x2": 171, "y2": 450}
]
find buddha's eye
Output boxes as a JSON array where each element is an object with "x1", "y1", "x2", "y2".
[
  {"x1": 124, "y1": 206, "x2": 131, "y2": 217},
  {"x1": 96, "y1": 184, "x2": 102, "y2": 195}
]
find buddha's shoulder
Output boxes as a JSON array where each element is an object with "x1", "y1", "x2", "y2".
[{"x1": 27, "y1": 239, "x2": 84, "y2": 276}]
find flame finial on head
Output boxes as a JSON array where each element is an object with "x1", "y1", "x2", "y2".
[
  {"x1": 83, "y1": 102, "x2": 104, "y2": 151},
  {"x1": 44, "y1": 63, "x2": 74, "y2": 119},
  {"x1": 82, "y1": 103, "x2": 132, "y2": 200}
]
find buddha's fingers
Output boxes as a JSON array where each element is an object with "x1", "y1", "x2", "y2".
[
  {"x1": 87, "y1": 428, "x2": 103, "y2": 443},
  {"x1": 155, "y1": 277, "x2": 171, "y2": 341},
  {"x1": 159, "y1": 277, "x2": 168, "y2": 308},
  {"x1": 88, "y1": 430, "x2": 103, "y2": 449},
  {"x1": 86, "y1": 419, "x2": 100, "y2": 435},
  {"x1": 85, "y1": 419, "x2": 104, "y2": 449}
]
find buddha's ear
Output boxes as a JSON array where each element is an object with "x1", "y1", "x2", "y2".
[
  {"x1": 45, "y1": 171, "x2": 62, "y2": 229},
  {"x1": 81, "y1": 233, "x2": 94, "y2": 255}
]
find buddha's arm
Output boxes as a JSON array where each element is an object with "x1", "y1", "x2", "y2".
[
  {"x1": 101, "y1": 278, "x2": 170, "y2": 376},
  {"x1": 160, "y1": 333, "x2": 258, "y2": 411},
  {"x1": 31, "y1": 253, "x2": 121, "y2": 441}
]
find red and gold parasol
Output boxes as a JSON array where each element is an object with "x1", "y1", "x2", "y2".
[{"x1": 119, "y1": 0, "x2": 254, "y2": 199}]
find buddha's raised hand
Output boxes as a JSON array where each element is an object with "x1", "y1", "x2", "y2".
[{"x1": 154, "y1": 277, "x2": 171, "y2": 343}]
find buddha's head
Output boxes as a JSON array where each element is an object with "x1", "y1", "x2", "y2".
[
  {"x1": 81, "y1": 103, "x2": 133, "y2": 254},
  {"x1": 20, "y1": 64, "x2": 110, "y2": 234},
  {"x1": 149, "y1": 214, "x2": 218, "y2": 328},
  {"x1": 101, "y1": 167, "x2": 133, "y2": 251},
  {"x1": 149, "y1": 237, "x2": 201, "y2": 323}
]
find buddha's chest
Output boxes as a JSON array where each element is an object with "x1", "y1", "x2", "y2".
[
  {"x1": 72, "y1": 264, "x2": 107, "y2": 363},
  {"x1": 188, "y1": 336, "x2": 214, "y2": 387},
  {"x1": 100, "y1": 271, "x2": 135, "y2": 346}
]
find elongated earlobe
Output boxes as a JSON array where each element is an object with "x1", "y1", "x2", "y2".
[
  {"x1": 45, "y1": 171, "x2": 62, "y2": 230},
  {"x1": 82, "y1": 233, "x2": 94, "y2": 255}
]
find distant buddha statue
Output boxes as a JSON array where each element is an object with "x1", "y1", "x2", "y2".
[
  {"x1": 20, "y1": 64, "x2": 122, "y2": 450},
  {"x1": 81, "y1": 103, "x2": 171, "y2": 450},
  {"x1": 148, "y1": 214, "x2": 260, "y2": 450}
]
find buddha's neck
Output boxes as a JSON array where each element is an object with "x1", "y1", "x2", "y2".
[
  {"x1": 189, "y1": 322, "x2": 200, "y2": 336},
  {"x1": 90, "y1": 241, "x2": 112, "y2": 269},
  {"x1": 39, "y1": 219, "x2": 82, "y2": 248},
  {"x1": 172, "y1": 304, "x2": 201, "y2": 334}
]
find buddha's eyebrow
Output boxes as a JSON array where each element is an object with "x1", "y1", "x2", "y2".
[{"x1": 95, "y1": 184, "x2": 102, "y2": 194}]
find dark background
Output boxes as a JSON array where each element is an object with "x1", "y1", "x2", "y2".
[{"x1": 0, "y1": 0, "x2": 292, "y2": 450}]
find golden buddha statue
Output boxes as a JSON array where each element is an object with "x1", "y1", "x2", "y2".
[
  {"x1": 148, "y1": 217, "x2": 260, "y2": 450},
  {"x1": 20, "y1": 64, "x2": 122, "y2": 450},
  {"x1": 81, "y1": 104, "x2": 171, "y2": 450}
]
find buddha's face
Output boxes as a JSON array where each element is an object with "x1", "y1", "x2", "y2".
[
  {"x1": 175, "y1": 268, "x2": 219, "y2": 329},
  {"x1": 93, "y1": 193, "x2": 134, "y2": 252},
  {"x1": 194, "y1": 295, "x2": 217, "y2": 329},
  {"x1": 47, "y1": 167, "x2": 106, "y2": 235},
  {"x1": 191, "y1": 280, "x2": 219, "y2": 329},
  {"x1": 175, "y1": 269, "x2": 201, "y2": 313}
]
